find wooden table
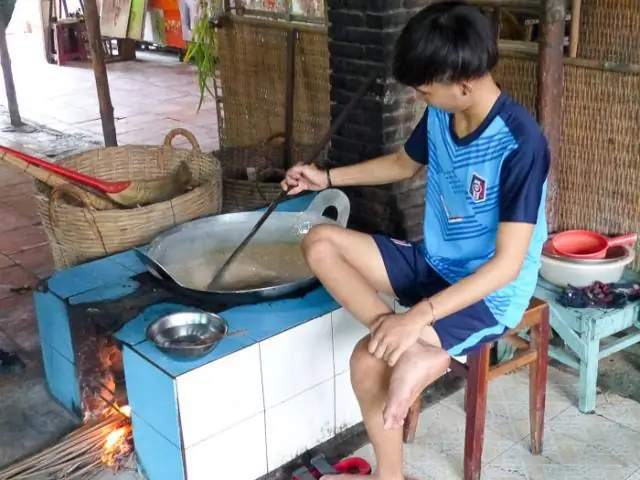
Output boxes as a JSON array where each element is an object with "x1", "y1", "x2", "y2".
[{"x1": 532, "y1": 272, "x2": 640, "y2": 413}]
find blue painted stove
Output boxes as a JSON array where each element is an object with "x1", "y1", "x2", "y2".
[{"x1": 34, "y1": 193, "x2": 379, "y2": 480}]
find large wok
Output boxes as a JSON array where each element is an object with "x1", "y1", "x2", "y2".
[{"x1": 134, "y1": 188, "x2": 350, "y2": 305}]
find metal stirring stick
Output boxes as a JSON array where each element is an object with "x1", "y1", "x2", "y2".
[{"x1": 206, "y1": 71, "x2": 378, "y2": 290}]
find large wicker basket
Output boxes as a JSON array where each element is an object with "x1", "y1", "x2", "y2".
[
  {"x1": 216, "y1": 132, "x2": 320, "y2": 213},
  {"x1": 34, "y1": 128, "x2": 223, "y2": 270}
]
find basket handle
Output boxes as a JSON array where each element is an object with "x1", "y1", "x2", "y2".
[
  {"x1": 262, "y1": 132, "x2": 286, "y2": 147},
  {"x1": 255, "y1": 181, "x2": 272, "y2": 202},
  {"x1": 245, "y1": 132, "x2": 287, "y2": 201},
  {"x1": 49, "y1": 184, "x2": 109, "y2": 255},
  {"x1": 163, "y1": 128, "x2": 202, "y2": 153}
]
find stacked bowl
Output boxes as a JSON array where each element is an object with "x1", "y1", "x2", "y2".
[{"x1": 540, "y1": 230, "x2": 637, "y2": 287}]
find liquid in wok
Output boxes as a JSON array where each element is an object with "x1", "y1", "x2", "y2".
[
  {"x1": 142, "y1": 189, "x2": 351, "y2": 298},
  {"x1": 167, "y1": 241, "x2": 313, "y2": 292}
]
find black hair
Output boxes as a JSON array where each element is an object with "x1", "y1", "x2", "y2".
[{"x1": 393, "y1": 1, "x2": 498, "y2": 87}]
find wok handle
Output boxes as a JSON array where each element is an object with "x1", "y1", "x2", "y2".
[
  {"x1": 607, "y1": 233, "x2": 638, "y2": 248},
  {"x1": 305, "y1": 188, "x2": 351, "y2": 227}
]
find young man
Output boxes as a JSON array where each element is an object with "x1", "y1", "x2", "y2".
[{"x1": 281, "y1": 2, "x2": 549, "y2": 479}]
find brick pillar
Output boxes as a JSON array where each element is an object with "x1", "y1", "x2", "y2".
[{"x1": 326, "y1": 0, "x2": 427, "y2": 241}]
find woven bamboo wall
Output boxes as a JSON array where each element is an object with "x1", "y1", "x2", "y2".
[
  {"x1": 557, "y1": 66, "x2": 640, "y2": 270},
  {"x1": 494, "y1": 53, "x2": 640, "y2": 270},
  {"x1": 578, "y1": 0, "x2": 640, "y2": 64},
  {"x1": 493, "y1": 56, "x2": 538, "y2": 116},
  {"x1": 216, "y1": 21, "x2": 330, "y2": 149}
]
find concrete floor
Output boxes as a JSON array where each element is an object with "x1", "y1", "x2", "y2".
[{"x1": 1, "y1": 30, "x2": 640, "y2": 480}]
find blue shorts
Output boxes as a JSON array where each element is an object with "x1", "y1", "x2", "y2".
[{"x1": 372, "y1": 235, "x2": 507, "y2": 357}]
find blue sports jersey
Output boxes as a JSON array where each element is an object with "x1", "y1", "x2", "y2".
[{"x1": 404, "y1": 91, "x2": 550, "y2": 328}]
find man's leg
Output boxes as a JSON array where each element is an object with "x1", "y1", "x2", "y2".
[
  {"x1": 301, "y1": 225, "x2": 396, "y2": 328},
  {"x1": 303, "y1": 226, "x2": 451, "y2": 479},
  {"x1": 322, "y1": 335, "x2": 449, "y2": 480}
]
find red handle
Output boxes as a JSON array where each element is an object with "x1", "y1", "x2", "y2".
[
  {"x1": 607, "y1": 233, "x2": 638, "y2": 248},
  {"x1": 0, "y1": 146, "x2": 131, "y2": 194}
]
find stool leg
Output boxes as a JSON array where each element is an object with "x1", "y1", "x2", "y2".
[
  {"x1": 53, "y1": 25, "x2": 65, "y2": 66},
  {"x1": 463, "y1": 344, "x2": 490, "y2": 480},
  {"x1": 529, "y1": 306, "x2": 550, "y2": 455},
  {"x1": 403, "y1": 397, "x2": 421, "y2": 443}
]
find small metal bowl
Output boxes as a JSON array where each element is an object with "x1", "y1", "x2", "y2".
[{"x1": 146, "y1": 312, "x2": 228, "y2": 360}]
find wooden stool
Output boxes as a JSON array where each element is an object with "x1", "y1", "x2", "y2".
[{"x1": 403, "y1": 298, "x2": 550, "y2": 480}]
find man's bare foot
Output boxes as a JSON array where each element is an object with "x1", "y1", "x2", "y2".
[{"x1": 383, "y1": 343, "x2": 449, "y2": 429}]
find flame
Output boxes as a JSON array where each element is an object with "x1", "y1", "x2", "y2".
[
  {"x1": 100, "y1": 404, "x2": 133, "y2": 468},
  {"x1": 104, "y1": 428, "x2": 127, "y2": 451},
  {"x1": 101, "y1": 424, "x2": 133, "y2": 467}
]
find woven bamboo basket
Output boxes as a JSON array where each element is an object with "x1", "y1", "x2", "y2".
[
  {"x1": 34, "y1": 128, "x2": 223, "y2": 270},
  {"x1": 214, "y1": 20, "x2": 330, "y2": 212},
  {"x1": 216, "y1": 132, "x2": 322, "y2": 213}
]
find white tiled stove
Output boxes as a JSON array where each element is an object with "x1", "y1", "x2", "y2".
[{"x1": 115, "y1": 291, "x2": 394, "y2": 480}]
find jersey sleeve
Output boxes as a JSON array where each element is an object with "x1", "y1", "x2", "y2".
[
  {"x1": 403, "y1": 108, "x2": 428, "y2": 165},
  {"x1": 499, "y1": 141, "x2": 550, "y2": 224}
]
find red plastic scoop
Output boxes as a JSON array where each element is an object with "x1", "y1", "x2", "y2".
[
  {"x1": 0, "y1": 145, "x2": 193, "y2": 207},
  {"x1": 0, "y1": 145, "x2": 131, "y2": 194},
  {"x1": 551, "y1": 229, "x2": 637, "y2": 260}
]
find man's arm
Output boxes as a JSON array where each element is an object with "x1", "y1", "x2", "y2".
[
  {"x1": 409, "y1": 222, "x2": 535, "y2": 323},
  {"x1": 408, "y1": 141, "x2": 550, "y2": 325},
  {"x1": 330, "y1": 108, "x2": 429, "y2": 187},
  {"x1": 329, "y1": 149, "x2": 423, "y2": 187}
]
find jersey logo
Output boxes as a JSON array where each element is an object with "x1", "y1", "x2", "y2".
[{"x1": 469, "y1": 173, "x2": 487, "y2": 203}]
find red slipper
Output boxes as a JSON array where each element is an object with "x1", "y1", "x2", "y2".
[{"x1": 333, "y1": 457, "x2": 372, "y2": 475}]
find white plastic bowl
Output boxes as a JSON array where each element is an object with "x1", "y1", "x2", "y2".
[{"x1": 539, "y1": 246, "x2": 635, "y2": 288}]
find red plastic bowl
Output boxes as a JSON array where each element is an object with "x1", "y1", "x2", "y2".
[{"x1": 551, "y1": 230, "x2": 637, "y2": 260}]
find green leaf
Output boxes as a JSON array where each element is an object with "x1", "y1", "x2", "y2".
[{"x1": 183, "y1": 2, "x2": 219, "y2": 112}]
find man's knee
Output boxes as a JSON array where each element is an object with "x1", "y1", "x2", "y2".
[
  {"x1": 301, "y1": 224, "x2": 340, "y2": 265},
  {"x1": 350, "y1": 336, "x2": 386, "y2": 393},
  {"x1": 432, "y1": 346, "x2": 452, "y2": 372}
]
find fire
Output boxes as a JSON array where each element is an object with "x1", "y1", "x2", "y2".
[
  {"x1": 101, "y1": 424, "x2": 133, "y2": 467},
  {"x1": 100, "y1": 404, "x2": 134, "y2": 468},
  {"x1": 104, "y1": 427, "x2": 127, "y2": 451}
]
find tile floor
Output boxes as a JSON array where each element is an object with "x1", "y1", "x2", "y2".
[
  {"x1": 354, "y1": 366, "x2": 640, "y2": 480},
  {"x1": 0, "y1": 33, "x2": 219, "y2": 153}
]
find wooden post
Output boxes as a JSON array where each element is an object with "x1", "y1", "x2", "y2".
[
  {"x1": 82, "y1": 0, "x2": 117, "y2": 146},
  {"x1": 568, "y1": 0, "x2": 582, "y2": 57},
  {"x1": 0, "y1": 12, "x2": 22, "y2": 127},
  {"x1": 537, "y1": 0, "x2": 565, "y2": 231}
]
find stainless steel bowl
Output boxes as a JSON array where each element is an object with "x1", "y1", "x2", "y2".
[{"x1": 146, "y1": 312, "x2": 229, "y2": 360}]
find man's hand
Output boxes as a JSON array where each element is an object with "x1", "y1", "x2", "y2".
[
  {"x1": 280, "y1": 164, "x2": 328, "y2": 195},
  {"x1": 368, "y1": 312, "x2": 427, "y2": 367}
]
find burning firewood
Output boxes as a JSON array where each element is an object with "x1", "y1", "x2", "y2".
[{"x1": 0, "y1": 405, "x2": 135, "y2": 480}]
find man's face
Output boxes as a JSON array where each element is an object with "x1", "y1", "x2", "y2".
[{"x1": 414, "y1": 82, "x2": 472, "y2": 113}]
